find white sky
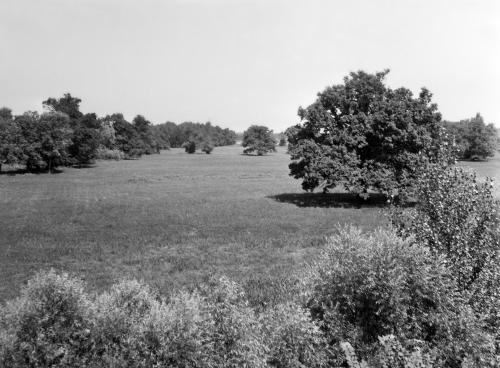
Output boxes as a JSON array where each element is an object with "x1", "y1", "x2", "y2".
[{"x1": 1, "y1": 0, "x2": 499, "y2": 131}]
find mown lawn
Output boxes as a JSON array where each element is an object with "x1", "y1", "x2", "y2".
[{"x1": 1, "y1": 146, "x2": 498, "y2": 302}]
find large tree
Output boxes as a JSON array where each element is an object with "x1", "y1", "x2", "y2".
[
  {"x1": 242, "y1": 125, "x2": 276, "y2": 155},
  {"x1": 286, "y1": 70, "x2": 442, "y2": 195}
]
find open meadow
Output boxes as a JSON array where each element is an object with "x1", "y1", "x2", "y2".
[
  {"x1": 1, "y1": 146, "x2": 499, "y2": 303},
  {"x1": 0, "y1": 145, "x2": 392, "y2": 302}
]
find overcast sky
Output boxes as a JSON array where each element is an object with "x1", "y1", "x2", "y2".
[{"x1": 1, "y1": 0, "x2": 499, "y2": 131}]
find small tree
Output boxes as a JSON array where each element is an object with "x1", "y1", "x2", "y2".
[
  {"x1": 242, "y1": 125, "x2": 276, "y2": 155},
  {"x1": 201, "y1": 140, "x2": 214, "y2": 154},
  {"x1": 182, "y1": 140, "x2": 196, "y2": 154}
]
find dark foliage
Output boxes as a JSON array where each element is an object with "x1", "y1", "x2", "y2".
[
  {"x1": 286, "y1": 70, "x2": 442, "y2": 195},
  {"x1": 443, "y1": 113, "x2": 497, "y2": 160},
  {"x1": 153, "y1": 121, "x2": 236, "y2": 149}
]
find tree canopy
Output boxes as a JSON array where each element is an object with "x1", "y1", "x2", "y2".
[
  {"x1": 286, "y1": 70, "x2": 442, "y2": 195},
  {"x1": 242, "y1": 125, "x2": 276, "y2": 155},
  {"x1": 443, "y1": 113, "x2": 497, "y2": 160}
]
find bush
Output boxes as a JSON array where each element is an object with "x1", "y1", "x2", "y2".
[
  {"x1": 182, "y1": 140, "x2": 196, "y2": 154},
  {"x1": 90, "y1": 279, "x2": 158, "y2": 366},
  {"x1": 0, "y1": 270, "x2": 93, "y2": 367},
  {"x1": 260, "y1": 302, "x2": 329, "y2": 368},
  {"x1": 95, "y1": 147, "x2": 125, "y2": 160},
  {"x1": 304, "y1": 227, "x2": 495, "y2": 366},
  {"x1": 342, "y1": 335, "x2": 437, "y2": 368},
  {"x1": 204, "y1": 276, "x2": 268, "y2": 368},
  {"x1": 390, "y1": 160, "x2": 500, "y2": 320},
  {"x1": 201, "y1": 141, "x2": 214, "y2": 154},
  {"x1": 133, "y1": 291, "x2": 213, "y2": 367}
]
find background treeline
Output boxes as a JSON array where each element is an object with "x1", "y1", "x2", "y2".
[
  {"x1": 0, "y1": 94, "x2": 237, "y2": 172},
  {"x1": 153, "y1": 121, "x2": 237, "y2": 150},
  {"x1": 443, "y1": 113, "x2": 498, "y2": 160}
]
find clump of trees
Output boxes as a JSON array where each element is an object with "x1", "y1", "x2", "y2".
[
  {"x1": 0, "y1": 94, "x2": 237, "y2": 172},
  {"x1": 242, "y1": 125, "x2": 277, "y2": 155},
  {"x1": 153, "y1": 121, "x2": 236, "y2": 151},
  {"x1": 443, "y1": 113, "x2": 497, "y2": 160}
]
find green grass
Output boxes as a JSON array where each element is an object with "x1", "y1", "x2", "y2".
[{"x1": 1, "y1": 146, "x2": 498, "y2": 303}]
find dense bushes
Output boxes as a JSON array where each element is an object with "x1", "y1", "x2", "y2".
[
  {"x1": 304, "y1": 227, "x2": 497, "y2": 367},
  {"x1": 0, "y1": 272, "x2": 327, "y2": 367}
]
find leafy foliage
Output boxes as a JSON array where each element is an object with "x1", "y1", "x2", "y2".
[
  {"x1": 242, "y1": 125, "x2": 277, "y2": 155},
  {"x1": 303, "y1": 227, "x2": 496, "y2": 366},
  {"x1": 182, "y1": 139, "x2": 197, "y2": 153},
  {"x1": 444, "y1": 113, "x2": 497, "y2": 160},
  {"x1": 153, "y1": 121, "x2": 237, "y2": 149},
  {"x1": 0, "y1": 270, "x2": 92, "y2": 367},
  {"x1": 260, "y1": 302, "x2": 328, "y2": 368},
  {"x1": 68, "y1": 113, "x2": 101, "y2": 166},
  {"x1": 390, "y1": 149, "x2": 500, "y2": 340},
  {"x1": 286, "y1": 70, "x2": 442, "y2": 195}
]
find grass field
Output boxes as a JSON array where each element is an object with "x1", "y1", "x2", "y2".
[
  {"x1": 1, "y1": 146, "x2": 499, "y2": 303},
  {"x1": 0, "y1": 146, "x2": 387, "y2": 302}
]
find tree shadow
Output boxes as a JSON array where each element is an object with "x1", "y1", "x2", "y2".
[
  {"x1": 0, "y1": 168, "x2": 64, "y2": 176},
  {"x1": 268, "y1": 192, "x2": 413, "y2": 209}
]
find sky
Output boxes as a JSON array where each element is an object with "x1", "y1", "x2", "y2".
[{"x1": 1, "y1": 0, "x2": 499, "y2": 132}]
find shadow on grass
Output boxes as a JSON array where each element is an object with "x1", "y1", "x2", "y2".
[
  {"x1": 268, "y1": 192, "x2": 396, "y2": 209},
  {"x1": 0, "y1": 168, "x2": 64, "y2": 176}
]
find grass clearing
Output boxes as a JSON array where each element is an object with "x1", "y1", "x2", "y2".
[{"x1": 1, "y1": 146, "x2": 498, "y2": 302}]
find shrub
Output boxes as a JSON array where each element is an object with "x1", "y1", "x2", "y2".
[
  {"x1": 201, "y1": 141, "x2": 214, "y2": 154},
  {"x1": 95, "y1": 147, "x2": 125, "y2": 160},
  {"x1": 0, "y1": 269, "x2": 93, "y2": 367},
  {"x1": 90, "y1": 279, "x2": 157, "y2": 366},
  {"x1": 204, "y1": 276, "x2": 268, "y2": 368},
  {"x1": 260, "y1": 302, "x2": 329, "y2": 368},
  {"x1": 304, "y1": 227, "x2": 495, "y2": 366},
  {"x1": 390, "y1": 160, "x2": 500, "y2": 321},
  {"x1": 342, "y1": 335, "x2": 436, "y2": 368},
  {"x1": 133, "y1": 291, "x2": 213, "y2": 367},
  {"x1": 182, "y1": 140, "x2": 196, "y2": 154}
]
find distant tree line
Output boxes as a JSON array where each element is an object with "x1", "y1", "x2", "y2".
[
  {"x1": 443, "y1": 113, "x2": 498, "y2": 160},
  {"x1": 152, "y1": 121, "x2": 237, "y2": 154},
  {"x1": 0, "y1": 94, "x2": 237, "y2": 171}
]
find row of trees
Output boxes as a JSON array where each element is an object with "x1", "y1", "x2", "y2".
[{"x1": 0, "y1": 94, "x2": 237, "y2": 171}]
